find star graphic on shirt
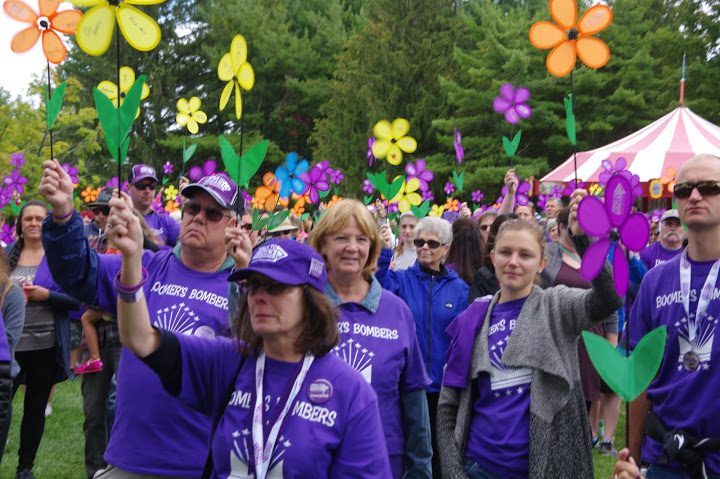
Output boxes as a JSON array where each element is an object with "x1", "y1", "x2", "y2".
[
  {"x1": 681, "y1": 318, "x2": 687, "y2": 323},
  {"x1": 678, "y1": 365, "x2": 684, "y2": 371},
  {"x1": 505, "y1": 389, "x2": 512, "y2": 396},
  {"x1": 497, "y1": 340, "x2": 504, "y2": 346},
  {"x1": 675, "y1": 321, "x2": 681, "y2": 327},
  {"x1": 242, "y1": 429, "x2": 250, "y2": 435},
  {"x1": 703, "y1": 363, "x2": 710, "y2": 370},
  {"x1": 490, "y1": 345, "x2": 496, "y2": 351},
  {"x1": 163, "y1": 307, "x2": 170, "y2": 312},
  {"x1": 517, "y1": 387, "x2": 524, "y2": 394},
  {"x1": 494, "y1": 392, "x2": 501, "y2": 398},
  {"x1": 283, "y1": 440, "x2": 291, "y2": 447}
]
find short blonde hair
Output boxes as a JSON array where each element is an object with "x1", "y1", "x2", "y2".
[{"x1": 308, "y1": 199, "x2": 381, "y2": 280}]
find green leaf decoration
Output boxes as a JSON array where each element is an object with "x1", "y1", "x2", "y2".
[
  {"x1": 410, "y1": 200, "x2": 431, "y2": 218},
  {"x1": 251, "y1": 208, "x2": 269, "y2": 231},
  {"x1": 162, "y1": 177, "x2": 169, "y2": 185},
  {"x1": 93, "y1": 75, "x2": 146, "y2": 162},
  {"x1": 300, "y1": 212, "x2": 310, "y2": 221},
  {"x1": 452, "y1": 170, "x2": 465, "y2": 193},
  {"x1": 564, "y1": 94, "x2": 577, "y2": 146},
  {"x1": 267, "y1": 210, "x2": 290, "y2": 230},
  {"x1": 366, "y1": 172, "x2": 385, "y2": 192},
  {"x1": 582, "y1": 325, "x2": 667, "y2": 402},
  {"x1": 183, "y1": 142, "x2": 197, "y2": 164},
  {"x1": 238, "y1": 140, "x2": 269, "y2": 188},
  {"x1": 319, "y1": 187, "x2": 331, "y2": 199},
  {"x1": 502, "y1": 130, "x2": 522, "y2": 158},
  {"x1": 363, "y1": 195, "x2": 373, "y2": 205},
  {"x1": 10, "y1": 200, "x2": 24, "y2": 216},
  {"x1": 46, "y1": 81, "x2": 67, "y2": 130},
  {"x1": 219, "y1": 136, "x2": 240, "y2": 184},
  {"x1": 367, "y1": 172, "x2": 404, "y2": 201}
]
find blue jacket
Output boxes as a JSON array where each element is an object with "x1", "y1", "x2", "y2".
[{"x1": 376, "y1": 249, "x2": 468, "y2": 392}]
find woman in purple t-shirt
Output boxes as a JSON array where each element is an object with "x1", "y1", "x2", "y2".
[
  {"x1": 437, "y1": 191, "x2": 622, "y2": 479},
  {"x1": 105, "y1": 196, "x2": 390, "y2": 479}
]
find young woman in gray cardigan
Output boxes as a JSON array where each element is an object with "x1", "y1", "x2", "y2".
[{"x1": 437, "y1": 192, "x2": 623, "y2": 479}]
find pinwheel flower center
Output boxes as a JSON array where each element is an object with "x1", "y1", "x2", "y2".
[
  {"x1": 567, "y1": 28, "x2": 579, "y2": 40},
  {"x1": 390, "y1": 138, "x2": 397, "y2": 144},
  {"x1": 37, "y1": 17, "x2": 50, "y2": 31},
  {"x1": 119, "y1": 91, "x2": 126, "y2": 99},
  {"x1": 109, "y1": 0, "x2": 120, "y2": 6}
]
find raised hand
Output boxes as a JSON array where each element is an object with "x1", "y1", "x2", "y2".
[
  {"x1": 568, "y1": 188, "x2": 588, "y2": 236},
  {"x1": 38, "y1": 159, "x2": 75, "y2": 221},
  {"x1": 225, "y1": 225, "x2": 253, "y2": 269},
  {"x1": 107, "y1": 193, "x2": 144, "y2": 260}
]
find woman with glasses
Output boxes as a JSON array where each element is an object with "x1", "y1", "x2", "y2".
[
  {"x1": 106, "y1": 195, "x2": 391, "y2": 479},
  {"x1": 376, "y1": 216, "x2": 468, "y2": 479},
  {"x1": 308, "y1": 199, "x2": 432, "y2": 478}
]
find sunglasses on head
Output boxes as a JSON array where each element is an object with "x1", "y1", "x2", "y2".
[
  {"x1": 133, "y1": 182, "x2": 157, "y2": 191},
  {"x1": 183, "y1": 202, "x2": 229, "y2": 222},
  {"x1": 413, "y1": 238, "x2": 443, "y2": 249},
  {"x1": 239, "y1": 279, "x2": 297, "y2": 296},
  {"x1": 92, "y1": 206, "x2": 109, "y2": 215},
  {"x1": 673, "y1": 181, "x2": 720, "y2": 199}
]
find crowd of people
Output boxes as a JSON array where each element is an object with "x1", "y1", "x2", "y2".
[{"x1": 0, "y1": 153, "x2": 717, "y2": 478}]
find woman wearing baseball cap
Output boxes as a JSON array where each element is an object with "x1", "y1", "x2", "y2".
[{"x1": 106, "y1": 197, "x2": 391, "y2": 478}]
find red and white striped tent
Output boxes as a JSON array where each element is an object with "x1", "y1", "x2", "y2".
[{"x1": 541, "y1": 107, "x2": 720, "y2": 186}]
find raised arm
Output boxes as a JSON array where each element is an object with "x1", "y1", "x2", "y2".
[{"x1": 498, "y1": 168, "x2": 518, "y2": 215}]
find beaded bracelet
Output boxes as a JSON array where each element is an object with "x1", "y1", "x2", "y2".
[
  {"x1": 51, "y1": 209, "x2": 74, "y2": 221},
  {"x1": 114, "y1": 267, "x2": 149, "y2": 294}
]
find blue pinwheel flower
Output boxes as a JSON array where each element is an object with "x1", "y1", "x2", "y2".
[{"x1": 275, "y1": 152, "x2": 309, "y2": 199}]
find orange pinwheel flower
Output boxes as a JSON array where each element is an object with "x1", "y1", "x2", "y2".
[
  {"x1": 443, "y1": 198, "x2": 459, "y2": 212},
  {"x1": 253, "y1": 172, "x2": 289, "y2": 212},
  {"x1": 4, "y1": 0, "x2": 82, "y2": 64},
  {"x1": 529, "y1": 0, "x2": 613, "y2": 78}
]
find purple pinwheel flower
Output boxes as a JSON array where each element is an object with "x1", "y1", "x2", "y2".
[
  {"x1": 10, "y1": 152, "x2": 26, "y2": 169},
  {"x1": 649, "y1": 209, "x2": 665, "y2": 223},
  {"x1": 386, "y1": 202, "x2": 399, "y2": 214},
  {"x1": 421, "y1": 190, "x2": 434, "y2": 203},
  {"x1": 316, "y1": 160, "x2": 332, "y2": 175},
  {"x1": 444, "y1": 182, "x2": 455, "y2": 196},
  {"x1": 62, "y1": 163, "x2": 79, "y2": 185},
  {"x1": 1, "y1": 223, "x2": 14, "y2": 245},
  {"x1": 105, "y1": 177, "x2": 129, "y2": 192},
  {"x1": 362, "y1": 179, "x2": 375, "y2": 195},
  {"x1": 405, "y1": 159, "x2": 434, "y2": 192},
  {"x1": 493, "y1": 83, "x2": 532, "y2": 124},
  {"x1": 242, "y1": 190, "x2": 253, "y2": 209},
  {"x1": 299, "y1": 165, "x2": 330, "y2": 204},
  {"x1": 441, "y1": 210, "x2": 459, "y2": 223},
  {"x1": 501, "y1": 179, "x2": 531, "y2": 206},
  {"x1": 367, "y1": 138, "x2": 376, "y2": 167},
  {"x1": 597, "y1": 158, "x2": 643, "y2": 198},
  {"x1": 329, "y1": 168, "x2": 344, "y2": 185},
  {"x1": 189, "y1": 160, "x2": 217, "y2": 182},
  {"x1": 453, "y1": 128, "x2": 464, "y2": 164},
  {"x1": 4, "y1": 170, "x2": 28, "y2": 195},
  {"x1": 562, "y1": 180, "x2": 586, "y2": 197},
  {"x1": 471, "y1": 189, "x2": 484, "y2": 203},
  {"x1": 577, "y1": 175, "x2": 650, "y2": 296},
  {"x1": 275, "y1": 152, "x2": 309, "y2": 199},
  {"x1": 0, "y1": 186, "x2": 13, "y2": 209},
  {"x1": 163, "y1": 162, "x2": 174, "y2": 176}
]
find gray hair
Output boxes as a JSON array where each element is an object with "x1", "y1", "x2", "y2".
[{"x1": 415, "y1": 217, "x2": 452, "y2": 245}]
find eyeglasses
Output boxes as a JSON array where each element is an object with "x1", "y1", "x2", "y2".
[
  {"x1": 133, "y1": 182, "x2": 157, "y2": 191},
  {"x1": 240, "y1": 223, "x2": 253, "y2": 231},
  {"x1": 239, "y1": 279, "x2": 297, "y2": 296},
  {"x1": 673, "y1": 181, "x2": 720, "y2": 199},
  {"x1": 183, "y1": 202, "x2": 230, "y2": 222},
  {"x1": 92, "y1": 206, "x2": 109, "y2": 215},
  {"x1": 413, "y1": 238, "x2": 443, "y2": 249}
]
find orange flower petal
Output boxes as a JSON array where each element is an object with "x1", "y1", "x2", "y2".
[
  {"x1": 42, "y1": 30, "x2": 67, "y2": 64},
  {"x1": 3, "y1": 1, "x2": 38, "y2": 23},
  {"x1": 39, "y1": 0, "x2": 61, "y2": 17},
  {"x1": 51, "y1": 9, "x2": 82, "y2": 34},
  {"x1": 577, "y1": 37, "x2": 610, "y2": 69},
  {"x1": 546, "y1": 40, "x2": 577, "y2": 78},
  {"x1": 578, "y1": 5, "x2": 613, "y2": 35},
  {"x1": 10, "y1": 26, "x2": 41, "y2": 53},
  {"x1": 529, "y1": 21, "x2": 566, "y2": 49},
  {"x1": 549, "y1": 0, "x2": 577, "y2": 29}
]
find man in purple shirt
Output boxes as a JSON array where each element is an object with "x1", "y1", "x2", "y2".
[
  {"x1": 639, "y1": 209, "x2": 685, "y2": 270},
  {"x1": 127, "y1": 164, "x2": 180, "y2": 248}
]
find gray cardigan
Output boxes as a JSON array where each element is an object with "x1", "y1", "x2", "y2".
[{"x1": 437, "y1": 236, "x2": 623, "y2": 478}]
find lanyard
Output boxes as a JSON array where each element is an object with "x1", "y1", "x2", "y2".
[
  {"x1": 680, "y1": 248, "x2": 720, "y2": 344},
  {"x1": 252, "y1": 352, "x2": 314, "y2": 479}
]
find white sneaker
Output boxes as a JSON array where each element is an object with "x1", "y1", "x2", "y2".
[{"x1": 44, "y1": 404, "x2": 52, "y2": 417}]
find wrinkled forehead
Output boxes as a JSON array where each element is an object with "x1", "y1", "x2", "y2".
[{"x1": 677, "y1": 156, "x2": 720, "y2": 183}]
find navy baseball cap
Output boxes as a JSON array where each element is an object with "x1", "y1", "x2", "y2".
[
  {"x1": 182, "y1": 174, "x2": 239, "y2": 210},
  {"x1": 129, "y1": 164, "x2": 158, "y2": 183},
  {"x1": 227, "y1": 239, "x2": 327, "y2": 292}
]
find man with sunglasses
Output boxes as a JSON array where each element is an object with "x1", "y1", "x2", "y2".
[
  {"x1": 629, "y1": 154, "x2": 720, "y2": 479},
  {"x1": 85, "y1": 187, "x2": 114, "y2": 254},
  {"x1": 127, "y1": 164, "x2": 180, "y2": 248},
  {"x1": 38, "y1": 159, "x2": 248, "y2": 478},
  {"x1": 639, "y1": 209, "x2": 685, "y2": 270}
]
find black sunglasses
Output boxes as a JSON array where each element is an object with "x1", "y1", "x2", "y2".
[
  {"x1": 92, "y1": 206, "x2": 110, "y2": 215},
  {"x1": 183, "y1": 202, "x2": 229, "y2": 222},
  {"x1": 133, "y1": 182, "x2": 157, "y2": 191},
  {"x1": 414, "y1": 238, "x2": 443, "y2": 249},
  {"x1": 239, "y1": 279, "x2": 297, "y2": 296},
  {"x1": 673, "y1": 181, "x2": 720, "y2": 199}
]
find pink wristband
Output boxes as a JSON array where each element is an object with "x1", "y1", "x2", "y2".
[
  {"x1": 114, "y1": 268, "x2": 149, "y2": 293},
  {"x1": 51, "y1": 209, "x2": 74, "y2": 221}
]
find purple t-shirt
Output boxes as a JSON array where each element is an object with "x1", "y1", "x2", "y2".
[
  {"x1": 640, "y1": 242, "x2": 682, "y2": 270},
  {"x1": 466, "y1": 297, "x2": 531, "y2": 479},
  {"x1": 331, "y1": 283, "x2": 430, "y2": 458},
  {"x1": 630, "y1": 255, "x2": 720, "y2": 473},
  {"x1": 175, "y1": 335, "x2": 392, "y2": 478},
  {"x1": 144, "y1": 211, "x2": 181, "y2": 248},
  {"x1": 94, "y1": 250, "x2": 233, "y2": 476}
]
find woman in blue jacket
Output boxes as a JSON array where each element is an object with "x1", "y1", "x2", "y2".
[{"x1": 376, "y1": 216, "x2": 468, "y2": 479}]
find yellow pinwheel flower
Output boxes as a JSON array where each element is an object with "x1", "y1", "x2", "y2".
[
  {"x1": 429, "y1": 204, "x2": 445, "y2": 217},
  {"x1": 72, "y1": 0, "x2": 164, "y2": 56},
  {"x1": 390, "y1": 178, "x2": 422, "y2": 213},
  {"x1": 218, "y1": 34, "x2": 255, "y2": 120},
  {"x1": 97, "y1": 66, "x2": 150, "y2": 119},
  {"x1": 371, "y1": 118, "x2": 417, "y2": 166},
  {"x1": 163, "y1": 185, "x2": 178, "y2": 202},
  {"x1": 176, "y1": 97, "x2": 207, "y2": 134}
]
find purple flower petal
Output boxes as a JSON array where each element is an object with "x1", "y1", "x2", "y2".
[
  {"x1": 578, "y1": 196, "x2": 611, "y2": 237},
  {"x1": 619, "y1": 212, "x2": 650, "y2": 251},
  {"x1": 581, "y1": 238, "x2": 611, "y2": 282},
  {"x1": 504, "y1": 108, "x2": 520, "y2": 124},
  {"x1": 613, "y1": 243, "x2": 629, "y2": 296},
  {"x1": 616, "y1": 157, "x2": 627, "y2": 170},
  {"x1": 493, "y1": 97, "x2": 512, "y2": 114},
  {"x1": 604, "y1": 176, "x2": 633, "y2": 228},
  {"x1": 515, "y1": 104, "x2": 532, "y2": 119},
  {"x1": 499, "y1": 83, "x2": 515, "y2": 100},
  {"x1": 514, "y1": 87, "x2": 531, "y2": 103},
  {"x1": 601, "y1": 159, "x2": 613, "y2": 171}
]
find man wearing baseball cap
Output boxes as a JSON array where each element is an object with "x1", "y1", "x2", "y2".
[
  {"x1": 639, "y1": 209, "x2": 685, "y2": 270},
  {"x1": 85, "y1": 187, "x2": 114, "y2": 254},
  {"x1": 127, "y1": 164, "x2": 180, "y2": 248},
  {"x1": 38, "y1": 159, "x2": 251, "y2": 478}
]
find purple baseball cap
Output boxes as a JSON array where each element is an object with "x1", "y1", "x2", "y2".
[
  {"x1": 129, "y1": 164, "x2": 158, "y2": 183},
  {"x1": 182, "y1": 174, "x2": 239, "y2": 210},
  {"x1": 227, "y1": 239, "x2": 327, "y2": 292}
]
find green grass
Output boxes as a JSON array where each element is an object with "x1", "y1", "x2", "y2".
[{"x1": 0, "y1": 381, "x2": 625, "y2": 478}]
